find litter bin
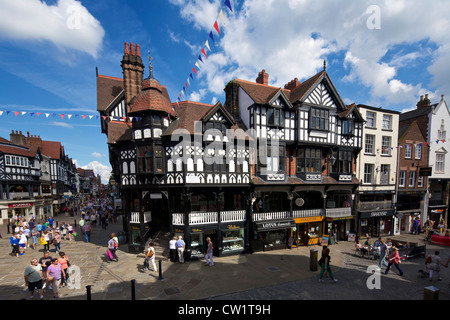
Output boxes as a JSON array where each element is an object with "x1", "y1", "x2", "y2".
[
  {"x1": 310, "y1": 249, "x2": 318, "y2": 271},
  {"x1": 424, "y1": 286, "x2": 439, "y2": 300}
]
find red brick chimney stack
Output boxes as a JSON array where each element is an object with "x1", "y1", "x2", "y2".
[
  {"x1": 121, "y1": 41, "x2": 144, "y2": 112},
  {"x1": 284, "y1": 77, "x2": 301, "y2": 90},
  {"x1": 417, "y1": 93, "x2": 431, "y2": 109},
  {"x1": 256, "y1": 69, "x2": 269, "y2": 85}
]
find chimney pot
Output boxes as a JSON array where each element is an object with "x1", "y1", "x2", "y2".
[
  {"x1": 124, "y1": 42, "x2": 129, "y2": 55},
  {"x1": 130, "y1": 43, "x2": 135, "y2": 56},
  {"x1": 136, "y1": 44, "x2": 141, "y2": 57}
]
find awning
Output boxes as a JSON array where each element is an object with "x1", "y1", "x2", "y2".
[{"x1": 255, "y1": 219, "x2": 296, "y2": 231}]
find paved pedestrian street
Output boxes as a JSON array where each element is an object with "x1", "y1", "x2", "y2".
[{"x1": 1, "y1": 215, "x2": 449, "y2": 301}]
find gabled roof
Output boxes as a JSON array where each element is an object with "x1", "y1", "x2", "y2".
[
  {"x1": 40, "y1": 141, "x2": 63, "y2": 160},
  {"x1": 97, "y1": 74, "x2": 124, "y2": 112},
  {"x1": 162, "y1": 101, "x2": 215, "y2": 137},
  {"x1": 201, "y1": 101, "x2": 236, "y2": 125},
  {"x1": 107, "y1": 121, "x2": 133, "y2": 144},
  {"x1": 0, "y1": 138, "x2": 39, "y2": 158}
]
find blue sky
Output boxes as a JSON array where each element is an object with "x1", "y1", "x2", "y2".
[{"x1": 0, "y1": 0, "x2": 449, "y2": 183}]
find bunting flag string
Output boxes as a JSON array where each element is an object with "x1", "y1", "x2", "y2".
[
  {"x1": 175, "y1": 0, "x2": 233, "y2": 104},
  {"x1": 0, "y1": 109, "x2": 143, "y2": 123}
]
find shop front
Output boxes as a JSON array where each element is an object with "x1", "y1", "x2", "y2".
[
  {"x1": 326, "y1": 216, "x2": 355, "y2": 242},
  {"x1": 292, "y1": 215, "x2": 324, "y2": 246},
  {"x1": 252, "y1": 218, "x2": 296, "y2": 251},
  {"x1": 358, "y1": 209, "x2": 395, "y2": 238}
]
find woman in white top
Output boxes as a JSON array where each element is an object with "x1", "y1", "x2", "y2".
[
  {"x1": 145, "y1": 242, "x2": 157, "y2": 272},
  {"x1": 169, "y1": 236, "x2": 177, "y2": 262}
]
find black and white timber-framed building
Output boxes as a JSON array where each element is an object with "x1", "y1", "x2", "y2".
[{"x1": 98, "y1": 42, "x2": 364, "y2": 256}]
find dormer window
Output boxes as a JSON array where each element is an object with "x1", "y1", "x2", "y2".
[
  {"x1": 267, "y1": 108, "x2": 284, "y2": 127},
  {"x1": 310, "y1": 108, "x2": 329, "y2": 131},
  {"x1": 342, "y1": 119, "x2": 353, "y2": 136}
]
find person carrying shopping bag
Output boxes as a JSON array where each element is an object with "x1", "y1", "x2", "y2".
[
  {"x1": 384, "y1": 247, "x2": 404, "y2": 276},
  {"x1": 319, "y1": 247, "x2": 338, "y2": 283}
]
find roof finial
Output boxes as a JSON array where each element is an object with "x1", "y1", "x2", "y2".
[
  {"x1": 323, "y1": 59, "x2": 327, "y2": 71},
  {"x1": 148, "y1": 42, "x2": 153, "y2": 79}
]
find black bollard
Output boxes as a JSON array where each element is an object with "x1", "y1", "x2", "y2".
[
  {"x1": 158, "y1": 260, "x2": 164, "y2": 280},
  {"x1": 74, "y1": 219, "x2": 77, "y2": 228},
  {"x1": 131, "y1": 279, "x2": 136, "y2": 300},
  {"x1": 86, "y1": 285, "x2": 92, "y2": 300}
]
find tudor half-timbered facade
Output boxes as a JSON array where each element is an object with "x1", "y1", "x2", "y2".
[
  {"x1": 99, "y1": 42, "x2": 364, "y2": 256},
  {"x1": 225, "y1": 67, "x2": 364, "y2": 249}
]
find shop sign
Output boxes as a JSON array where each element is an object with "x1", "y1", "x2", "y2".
[
  {"x1": 321, "y1": 235, "x2": 329, "y2": 245},
  {"x1": 8, "y1": 202, "x2": 33, "y2": 208},
  {"x1": 225, "y1": 224, "x2": 241, "y2": 230},
  {"x1": 256, "y1": 219, "x2": 295, "y2": 231},
  {"x1": 360, "y1": 209, "x2": 394, "y2": 219},
  {"x1": 294, "y1": 216, "x2": 324, "y2": 224},
  {"x1": 191, "y1": 228, "x2": 203, "y2": 233},
  {"x1": 419, "y1": 167, "x2": 432, "y2": 176}
]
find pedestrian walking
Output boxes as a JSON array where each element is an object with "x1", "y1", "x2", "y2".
[
  {"x1": 42, "y1": 230, "x2": 51, "y2": 252},
  {"x1": 79, "y1": 217, "x2": 85, "y2": 235},
  {"x1": 39, "y1": 251, "x2": 52, "y2": 289},
  {"x1": 24, "y1": 258, "x2": 44, "y2": 300},
  {"x1": 47, "y1": 258, "x2": 64, "y2": 298},
  {"x1": 18, "y1": 230, "x2": 27, "y2": 255},
  {"x1": 53, "y1": 231, "x2": 61, "y2": 254},
  {"x1": 67, "y1": 224, "x2": 74, "y2": 241},
  {"x1": 332, "y1": 224, "x2": 339, "y2": 244},
  {"x1": 205, "y1": 237, "x2": 214, "y2": 266},
  {"x1": 83, "y1": 220, "x2": 92, "y2": 242},
  {"x1": 31, "y1": 227, "x2": 39, "y2": 250},
  {"x1": 384, "y1": 247, "x2": 404, "y2": 276},
  {"x1": 319, "y1": 247, "x2": 338, "y2": 282},
  {"x1": 145, "y1": 242, "x2": 157, "y2": 272},
  {"x1": 107, "y1": 233, "x2": 119, "y2": 262},
  {"x1": 426, "y1": 251, "x2": 447, "y2": 281},
  {"x1": 169, "y1": 236, "x2": 177, "y2": 262},
  {"x1": 176, "y1": 235, "x2": 186, "y2": 263},
  {"x1": 57, "y1": 252, "x2": 70, "y2": 287},
  {"x1": 378, "y1": 238, "x2": 389, "y2": 269}
]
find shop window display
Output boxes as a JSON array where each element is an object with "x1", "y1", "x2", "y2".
[
  {"x1": 222, "y1": 229, "x2": 244, "y2": 252},
  {"x1": 190, "y1": 232, "x2": 204, "y2": 256}
]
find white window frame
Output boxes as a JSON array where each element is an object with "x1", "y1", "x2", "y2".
[
  {"x1": 365, "y1": 134, "x2": 375, "y2": 154},
  {"x1": 415, "y1": 144, "x2": 422, "y2": 160},
  {"x1": 364, "y1": 163, "x2": 374, "y2": 184},
  {"x1": 404, "y1": 144, "x2": 412, "y2": 159},
  {"x1": 366, "y1": 111, "x2": 376, "y2": 128},
  {"x1": 435, "y1": 153, "x2": 445, "y2": 173},
  {"x1": 409, "y1": 171, "x2": 415, "y2": 187},
  {"x1": 382, "y1": 114, "x2": 392, "y2": 130},
  {"x1": 418, "y1": 176, "x2": 424, "y2": 187},
  {"x1": 381, "y1": 136, "x2": 391, "y2": 156},
  {"x1": 399, "y1": 171, "x2": 406, "y2": 187}
]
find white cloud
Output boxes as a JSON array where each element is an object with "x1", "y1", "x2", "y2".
[
  {"x1": 81, "y1": 161, "x2": 111, "y2": 184},
  {"x1": 51, "y1": 121, "x2": 73, "y2": 128},
  {"x1": 0, "y1": 0, "x2": 105, "y2": 58},
  {"x1": 171, "y1": 0, "x2": 450, "y2": 108},
  {"x1": 91, "y1": 152, "x2": 103, "y2": 158}
]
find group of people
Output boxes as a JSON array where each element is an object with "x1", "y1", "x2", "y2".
[
  {"x1": 23, "y1": 250, "x2": 71, "y2": 299},
  {"x1": 355, "y1": 237, "x2": 404, "y2": 275},
  {"x1": 9, "y1": 216, "x2": 75, "y2": 257}
]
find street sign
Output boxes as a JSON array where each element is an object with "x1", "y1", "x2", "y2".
[{"x1": 419, "y1": 167, "x2": 432, "y2": 176}]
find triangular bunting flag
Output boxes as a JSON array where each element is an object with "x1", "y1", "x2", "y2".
[
  {"x1": 224, "y1": 0, "x2": 232, "y2": 11},
  {"x1": 37, "y1": 113, "x2": 41, "y2": 116},
  {"x1": 0, "y1": 111, "x2": 3, "y2": 116},
  {"x1": 89, "y1": 115, "x2": 93, "y2": 119},
  {"x1": 202, "y1": 47, "x2": 208, "y2": 59},
  {"x1": 45, "y1": 113, "x2": 50, "y2": 118},
  {"x1": 30, "y1": 112, "x2": 35, "y2": 116},
  {"x1": 14, "y1": 111, "x2": 19, "y2": 116},
  {"x1": 192, "y1": 67, "x2": 198, "y2": 75},
  {"x1": 219, "y1": 9, "x2": 226, "y2": 26},
  {"x1": 21, "y1": 112, "x2": 27, "y2": 116},
  {"x1": 68, "y1": 115, "x2": 72, "y2": 119},
  {"x1": 204, "y1": 40, "x2": 211, "y2": 52},
  {"x1": 83, "y1": 115, "x2": 87, "y2": 120},
  {"x1": 209, "y1": 31, "x2": 215, "y2": 43},
  {"x1": 190, "y1": 73, "x2": 193, "y2": 79},
  {"x1": 195, "y1": 61, "x2": 201, "y2": 69},
  {"x1": 198, "y1": 55, "x2": 204, "y2": 63},
  {"x1": 61, "y1": 114, "x2": 65, "y2": 120},
  {"x1": 102, "y1": 116, "x2": 106, "y2": 120},
  {"x1": 213, "y1": 21, "x2": 220, "y2": 35}
]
